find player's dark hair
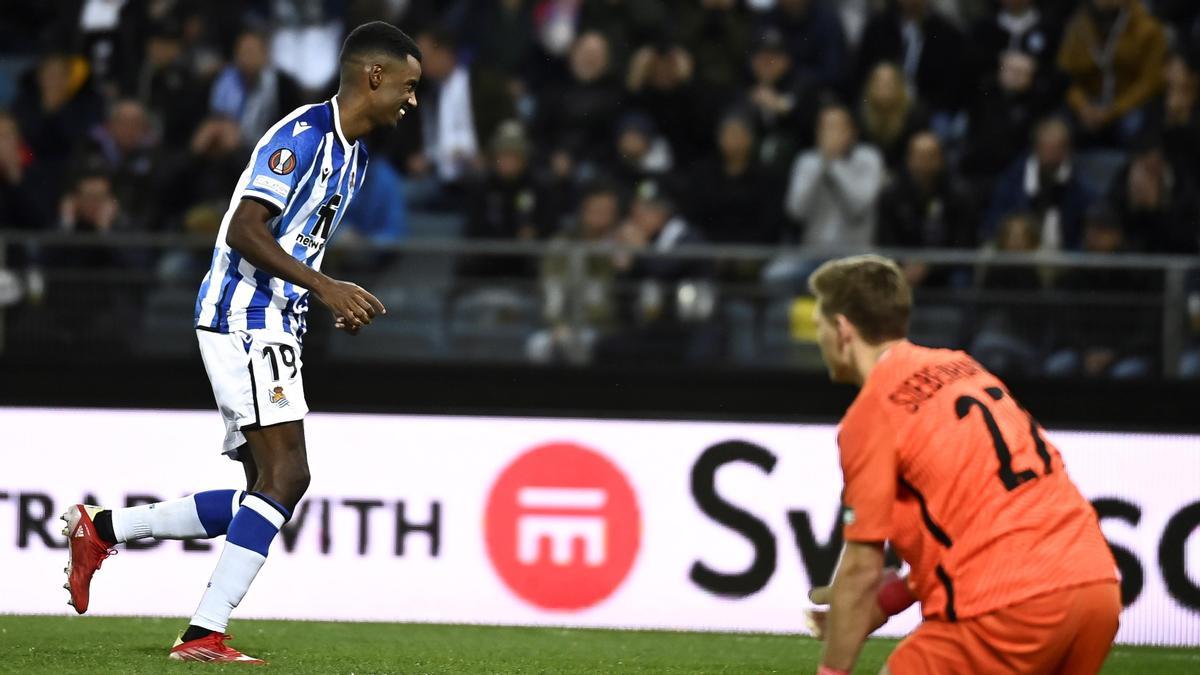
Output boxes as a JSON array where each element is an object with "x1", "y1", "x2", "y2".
[
  {"x1": 809, "y1": 255, "x2": 912, "y2": 344},
  {"x1": 340, "y1": 21, "x2": 422, "y2": 68}
]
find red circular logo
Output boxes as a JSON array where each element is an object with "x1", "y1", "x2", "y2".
[{"x1": 485, "y1": 442, "x2": 641, "y2": 611}]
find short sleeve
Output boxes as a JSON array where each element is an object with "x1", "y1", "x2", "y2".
[
  {"x1": 837, "y1": 398, "x2": 897, "y2": 543},
  {"x1": 239, "y1": 112, "x2": 321, "y2": 214}
]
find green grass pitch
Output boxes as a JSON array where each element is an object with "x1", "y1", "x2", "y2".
[{"x1": 0, "y1": 616, "x2": 1196, "y2": 674}]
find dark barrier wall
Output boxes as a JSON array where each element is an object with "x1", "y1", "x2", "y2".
[{"x1": 2, "y1": 357, "x2": 1197, "y2": 432}]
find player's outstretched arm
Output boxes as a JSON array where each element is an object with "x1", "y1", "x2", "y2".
[
  {"x1": 818, "y1": 541, "x2": 886, "y2": 675},
  {"x1": 226, "y1": 199, "x2": 386, "y2": 330}
]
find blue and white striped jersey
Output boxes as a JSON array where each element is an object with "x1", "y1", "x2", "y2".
[{"x1": 195, "y1": 97, "x2": 368, "y2": 339}]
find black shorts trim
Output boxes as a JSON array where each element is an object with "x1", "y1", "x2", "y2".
[
  {"x1": 246, "y1": 360, "x2": 262, "y2": 428},
  {"x1": 196, "y1": 325, "x2": 222, "y2": 334}
]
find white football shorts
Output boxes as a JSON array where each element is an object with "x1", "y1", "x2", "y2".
[{"x1": 196, "y1": 328, "x2": 309, "y2": 458}]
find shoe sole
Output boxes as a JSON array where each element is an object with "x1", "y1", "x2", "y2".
[{"x1": 168, "y1": 650, "x2": 265, "y2": 664}]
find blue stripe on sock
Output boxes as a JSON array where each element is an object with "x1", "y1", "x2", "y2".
[
  {"x1": 249, "y1": 491, "x2": 292, "y2": 521},
  {"x1": 194, "y1": 489, "x2": 239, "y2": 538},
  {"x1": 226, "y1": 507, "x2": 280, "y2": 557}
]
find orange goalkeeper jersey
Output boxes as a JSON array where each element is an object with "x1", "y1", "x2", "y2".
[{"x1": 837, "y1": 341, "x2": 1118, "y2": 621}]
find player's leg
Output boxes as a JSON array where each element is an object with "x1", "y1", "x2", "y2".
[
  {"x1": 90, "y1": 489, "x2": 247, "y2": 546},
  {"x1": 177, "y1": 422, "x2": 307, "y2": 645},
  {"x1": 167, "y1": 328, "x2": 309, "y2": 662},
  {"x1": 90, "y1": 439, "x2": 257, "y2": 545},
  {"x1": 1051, "y1": 581, "x2": 1121, "y2": 674},
  {"x1": 61, "y1": 333, "x2": 263, "y2": 615},
  {"x1": 886, "y1": 619, "x2": 973, "y2": 675},
  {"x1": 240, "y1": 443, "x2": 259, "y2": 491}
]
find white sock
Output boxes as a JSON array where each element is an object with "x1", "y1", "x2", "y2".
[
  {"x1": 110, "y1": 490, "x2": 243, "y2": 542},
  {"x1": 189, "y1": 493, "x2": 288, "y2": 633}
]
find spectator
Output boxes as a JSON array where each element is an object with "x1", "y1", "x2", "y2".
[
  {"x1": 784, "y1": 105, "x2": 885, "y2": 248},
  {"x1": 1046, "y1": 205, "x2": 1156, "y2": 374},
  {"x1": 855, "y1": 0, "x2": 969, "y2": 117},
  {"x1": 209, "y1": 29, "x2": 303, "y2": 144},
  {"x1": 577, "y1": 0, "x2": 669, "y2": 76},
  {"x1": 58, "y1": 170, "x2": 125, "y2": 238},
  {"x1": 678, "y1": 0, "x2": 750, "y2": 95},
  {"x1": 627, "y1": 40, "x2": 706, "y2": 165},
  {"x1": 164, "y1": 116, "x2": 251, "y2": 233},
  {"x1": 1047, "y1": 206, "x2": 1160, "y2": 378},
  {"x1": 0, "y1": 111, "x2": 42, "y2": 230},
  {"x1": 331, "y1": 155, "x2": 411, "y2": 279},
  {"x1": 971, "y1": 212, "x2": 1047, "y2": 375},
  {"x1": 1058, "y1": 0, "x2": 1168, "y2": 146},
  {"x1": 686, "y1": 109, "x2": 782, "y2": 244},
  {"x1": 598, "y1": 179, "x2": 716, "y2": 364},
  {"x1": 455, "y1": 0, "x2": 537, "y2": 90},
  {"x1": 11, "y1": 52, "x2": 103, "y2": 205},
  {"x1": 742, "y1": 26, "x2": 823, "y2": 178},
  {"x1": 1108, "y1": 137, "x2": 1200, "y2": 254},
  {"x1": 400, "y1": 27, "x2": 513, "y2": 188},
  {"x1": 535, "y1": 31, "x2": 624, "y2": 177},
  {"x1": 968, "y1": 0, "x2": 1061, "y2": 84},
  {"x1": 877, "y1": 132, "x2": 976, "y2": 287},
  {"x1": 752, "y1": 0, "x2": 850, "y2": 93},
  {"x1": 613, "y1": 180, "x2": 708, "y2": 283},
  {"x1": 533, "y1": 180, "x2": 624, "y2": 363},
  {"x1": 461, "y1": 121, "x2": 553, "y2": 279},
  {"x1": 126, "y1": 18, "x2": 207, "y2": 148},
  {"x1": 986, "y1": 117, "x2": 1094, "y2": 250},
  {"x1": 961, "y1": 50, "x2": 1056, "y2": 189},
  {"x1": 857, "y1": 61, "x2": 930, "y2": 172},
  {"x1": 1140, "y1": 51, "x2": 1200, "y2": 179},
  {"x1": 266, "y1": 0, "x2": 343, "y2": 93},
  {"x1": 81, "y1": 99, "x2": 163, "y2": 230},
  {"x1": 466, "y1": 121, "x2": 551, "y2": 243},
  {"x1": 156, "y1": 115, "x2": 248, "y2": 281},
  {"x1": 605, "y1": 112, "x2": 674, "y2": 199},
  {"x1": 339, "y1": 158, "x2": 408, "y2": 245}
]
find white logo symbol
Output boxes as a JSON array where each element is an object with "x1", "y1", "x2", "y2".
[
  {"x1": 516, "y1": 487, "x2": 608, "y2": 567},
  {"x1": 269, "y1": 148, "x2": 295, "y2": 175},
  {"x1": 292, "y1": 121, "x2": 311, "y2": 137},
  {"x1": 321, "y1": 167, "x2": 331, "y2": 182}
]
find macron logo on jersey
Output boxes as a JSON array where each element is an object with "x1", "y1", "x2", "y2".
[{"x1": 292, "y1": 121, "x2": 311, "y2": 137}]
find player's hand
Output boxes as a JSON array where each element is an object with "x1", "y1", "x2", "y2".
[
  {"x1": 314, "y1": 277, "x2": 386, "y2": 329},
  {"x1": 806, "y1": 584, "x2": 832, "y2": 640},
  {"x1": 334, "y1": 316, "x2": 362, "y2": 336}
]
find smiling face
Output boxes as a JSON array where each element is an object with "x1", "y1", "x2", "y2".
[{"x1": 367, "y1": 53, "x2": 422, "y2": 128}]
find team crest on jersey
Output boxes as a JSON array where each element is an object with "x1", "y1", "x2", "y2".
[
  {"x1": 268, "y1": 148, "x2": 296, "y2": 175},
  {"x1": 269, "y1": 386, "x2": 289, "y2": 407}
]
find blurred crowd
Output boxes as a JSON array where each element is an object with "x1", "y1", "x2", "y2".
[{"x1": 1, "y1": 0, "x2": 1199, "y2": 376}]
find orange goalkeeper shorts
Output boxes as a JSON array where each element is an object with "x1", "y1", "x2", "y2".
[{"x1": 888, "y1": 580, "x2": 1121, "y2": 675}]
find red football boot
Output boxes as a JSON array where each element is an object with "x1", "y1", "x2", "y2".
[
  {"x1": 60, "y1": 504, "x2": 117, "y2": 614},
  {"x1": 169, "y1": 633, "x2": 265, "y2": 664}
]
